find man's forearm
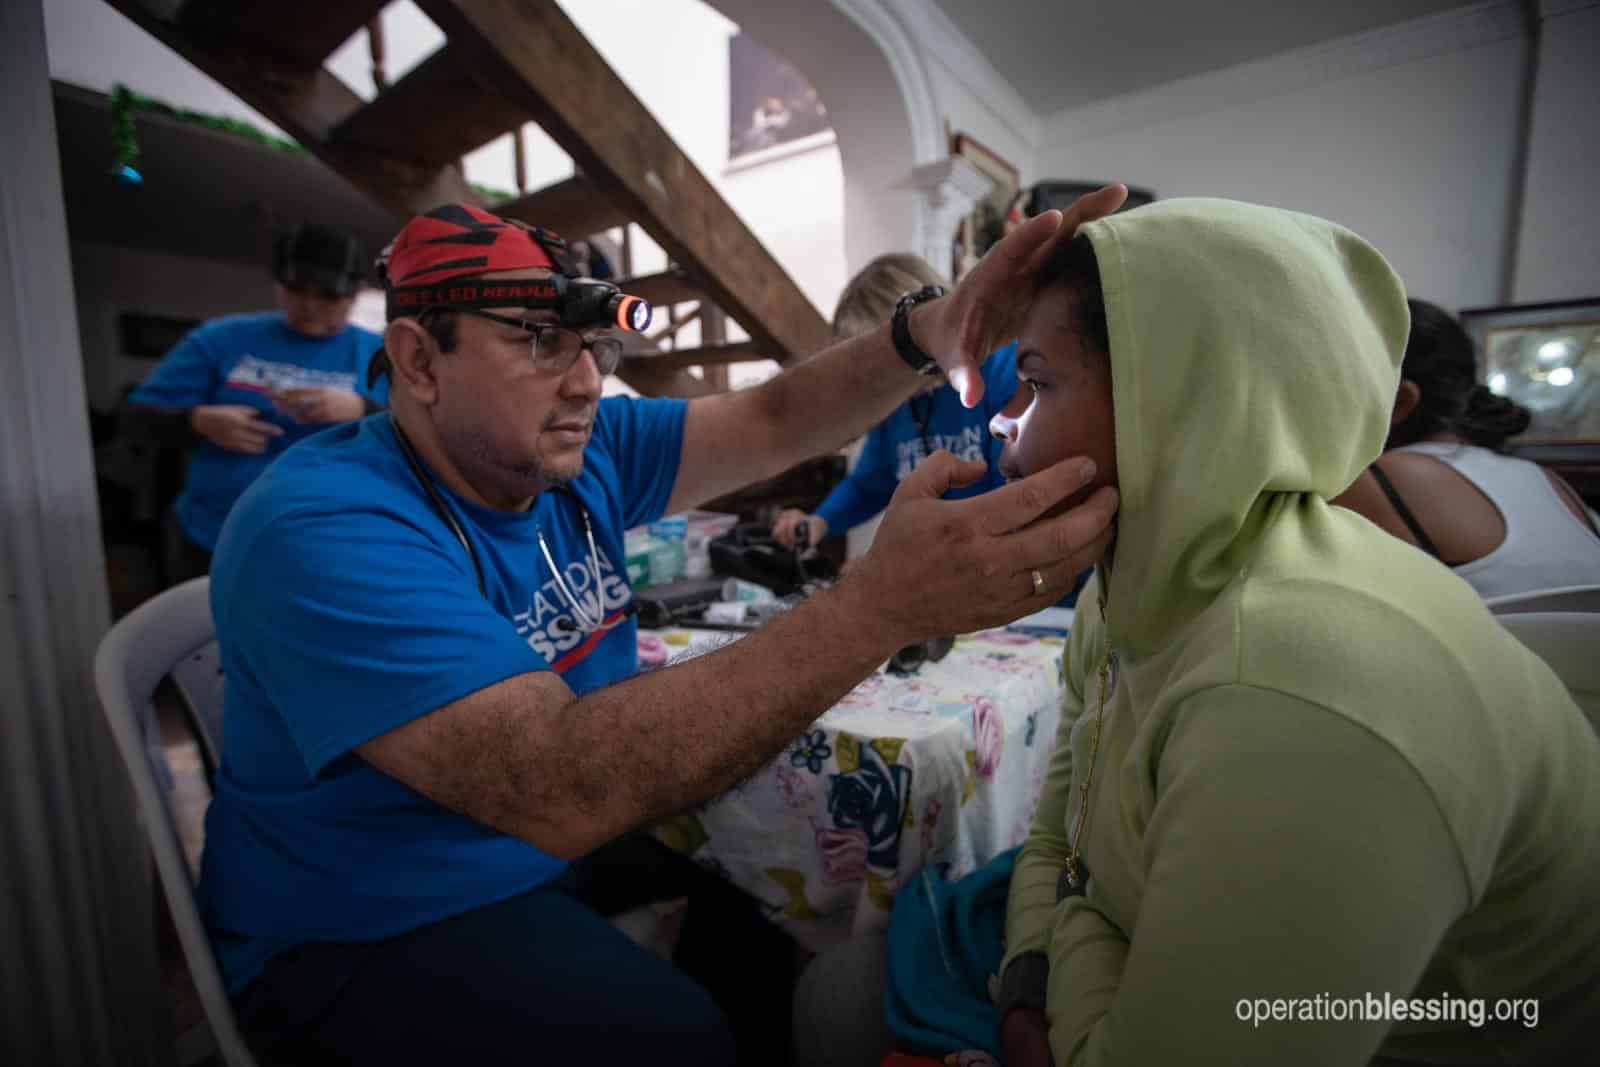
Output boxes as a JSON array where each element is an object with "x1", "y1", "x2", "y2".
[
  {"x1": 463, "y1": 575, "x2": 910, "y2": 858},
  {"x1": 749, "y1": 319, "x2": 926, "y2": 466},
  {"x1": 670, "y1": 316, "x2": 933, "y2": 514}
]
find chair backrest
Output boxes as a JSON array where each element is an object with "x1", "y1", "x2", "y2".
[
  {"x1": 1486, "y1": 584, "x2": 1600, "y2": 616},
  {"x1": 1496, "y1": 611, "x2": 1600, "y2": 733},
  {"x1": 93, "y1": 578, "x2": 258, "y2": 1067},
  {"x1": 170, "y1": 638, "x2": 225, "y2": 783}
]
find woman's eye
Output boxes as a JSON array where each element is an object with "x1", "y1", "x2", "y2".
[{"x1": 1020, "y1": 378, "x2": 1044, "y2": 394}]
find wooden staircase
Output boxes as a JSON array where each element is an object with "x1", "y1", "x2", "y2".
[{"x1": 102, "y1": 0, "x2": 833, "y2": 397}]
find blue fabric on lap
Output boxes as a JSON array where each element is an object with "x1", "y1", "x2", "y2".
[{"x1": 884, "y1": 847, "x2": 1018, "y2": 1057}]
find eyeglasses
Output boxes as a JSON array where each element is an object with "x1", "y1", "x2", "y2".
[{"x1": 434, "y1": 307, "x2": 625, "y2": 376}]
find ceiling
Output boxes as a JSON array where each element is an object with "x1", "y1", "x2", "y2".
[{"x1": 928, "y1": 0, "x2": 1476, "y2": 115}]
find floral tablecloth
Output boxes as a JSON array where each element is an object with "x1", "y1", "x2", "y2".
[{"x1": 644, "y1": 627, "x2": 1067, "y2": 950}]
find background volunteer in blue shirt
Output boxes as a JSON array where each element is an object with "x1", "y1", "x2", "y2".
[
  {"x1": 199, "y1": 193, "x2": 1126, "y2": 1066},
  {"x1": 772, "y1": 254, "x2": 1017, "y2": 551},
  {"x1": 121, "y1": 222, "x2": 386, "y2": 584}
]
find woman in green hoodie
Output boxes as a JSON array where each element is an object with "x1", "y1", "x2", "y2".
[{"x1": 987, "y1": 200, "x2": 1600, "y2": 1066}]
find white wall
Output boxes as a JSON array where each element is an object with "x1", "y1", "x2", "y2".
[
  {"x1": 1513, "y1": 1, "x2": 1600, "y2": 304},
  {"x1": 1035, "y1": 18, "x2": 1529, "y2": 314},
  {"x1": 70, "y1": 243, "x2": 274, "y2": 409}
]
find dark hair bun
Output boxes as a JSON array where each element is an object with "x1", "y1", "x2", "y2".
[{"x1": 1461, "y1": 384, "x2": 1532, "y2": 449}]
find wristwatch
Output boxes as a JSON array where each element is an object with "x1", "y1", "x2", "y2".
[{"x1": 891, "y1": 285, "x2": 947, "y2": 376}]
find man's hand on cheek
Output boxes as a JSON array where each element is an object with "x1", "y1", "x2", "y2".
[{"x1": 843, "y1": 452, "x2": 1117, "y2": 646}]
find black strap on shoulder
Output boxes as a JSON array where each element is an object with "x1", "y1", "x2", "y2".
[{"x1": 1368, "y1": 462, "x2": 1443, "y2": 560}]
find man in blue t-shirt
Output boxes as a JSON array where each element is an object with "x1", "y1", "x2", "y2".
[
  {"x1": 122, "y1": 223, "x2": 386, "y2": 584},
  {"x1": 200, "y1": 194, "x2": 1126, "y2": 1065}
]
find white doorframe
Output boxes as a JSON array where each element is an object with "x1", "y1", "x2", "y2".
[{"x1": 1, "y1": 1, "x2": 166, "y2": 1061}]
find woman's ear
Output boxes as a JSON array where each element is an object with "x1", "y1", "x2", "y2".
[
  {"x1": 1391, "y1": 379, "x2": 1422, "y2": 429},
  {"x1": 384, "y1": 320, "x2": 438, "y2": 405}
]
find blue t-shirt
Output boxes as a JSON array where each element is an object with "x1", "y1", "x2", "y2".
[
  {"x1": 130, "y1": 311, "x2": 386, "y2": 550},
  {"x1": 816, "y1": 343, "x2": 1018, "y2": 534},
  {"x1": 196, "y1": 399, "x2": 686, "y2": 995}
]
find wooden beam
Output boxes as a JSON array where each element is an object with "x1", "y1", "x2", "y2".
[
  {"x1": 496, "y1": 175, "x2": 628, "y2": 240},
  {"x1": 701, "y1": 303, "x2": 731, "y2": 391},
  {"x1": 415, "y1": 0, "x2": 830, "y2": 363},
  {"x1": 105, "y1": 0, "x2": 478, "y2": 218},
  {"x1": 178, "y1": 0, "x2": 388, "y2": 71},
  {"x1": 329, "y1": 43, "x2": 527, "y2": 172},
  {"x1": 647, "y1": 304, "x2": 703, "y2": 345},
  {"x1": 368, "y1": 16, "x2": 389, "y2": 92},
  {"x1": 623, "y1": 341, "x2": 769, "y2": 375},
  {"x1": 619, "y1": 269, "x2": 703, "y2": 309}
]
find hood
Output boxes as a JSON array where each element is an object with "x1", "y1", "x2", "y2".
[{"x1": 1078, "y1": 199, "x2": 1409, "y2": 657}]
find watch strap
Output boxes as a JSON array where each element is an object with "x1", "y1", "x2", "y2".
[{"x1": 891, "y1": 285, "x2": 946, "y2": 375}]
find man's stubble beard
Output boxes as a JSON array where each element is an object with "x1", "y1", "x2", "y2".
[{"x1": 466, "y1": 422, "x2": 584, "y2": 493}]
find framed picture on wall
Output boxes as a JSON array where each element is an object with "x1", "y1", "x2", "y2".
[
  {"x1": 951, "y1": 132, "x2": 1020, "y2": 281},
  {"x1": 1026, "y1": 181, "x2": 1156, "y2": 217},
  {"x1": 728, "y1": 32, "x2": 832, "y2": 164},
  {"x1": 1460, "y1": 298, "x2": 1600, "y2": 442}
]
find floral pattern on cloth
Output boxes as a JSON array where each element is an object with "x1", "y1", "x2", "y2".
[
  {"x1": 829, "y1": 736, "x2": 912, "y2": 868},
  {"x1": 645, "y1": 627, "x2": 1066, "y2": 950},
  {"x1": 791, "y1": 729, "x2": 832, "y2": 774},
  {"x1": 971, "y1": 698, "x2": 1003, "y2": 781}
]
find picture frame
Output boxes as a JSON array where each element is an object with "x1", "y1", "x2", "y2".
[
  {"x1": 1459, "y1": 298, "x2": 1600, "y2": 443},
  {"x1": 727, "y1": 32, "x2": 832, "y2": 165},
  {"x1": 951, "y1": 132, "x2": 1020, "y2": 281}
]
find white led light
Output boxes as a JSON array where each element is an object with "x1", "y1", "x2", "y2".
[
  {"x1": 1488, "y1": 372, "x2": 1508, "y2": 395},
  {"x1": 1538, "y1": 340, "x2": 1572, "y2": 363},
  {"x1": 1549, "y1": 367, "x2": 1575, "y2": 388}
]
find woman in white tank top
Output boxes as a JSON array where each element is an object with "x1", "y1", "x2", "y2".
[{"x1": 1333, "y1": 299, "x2": 1600, "y2": 600}]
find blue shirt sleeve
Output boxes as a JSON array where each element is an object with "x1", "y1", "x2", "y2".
[
  {"x1": 590, "y1": 395, "x2": 687, "y2": 528},
  {"x1": 217, "y1": 504, "x2": 547, "y2": 777},
  {"x1": 980, "y1": 341, "x2": 1019, "y2": 418},
  {"x1": 815, "y1": 417, "x2": 901, "y2": 534},
  {"x1": 129, "y1": 324, "x2": 223, "y2": 407}
]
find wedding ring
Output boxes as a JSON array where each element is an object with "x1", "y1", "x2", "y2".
[{"x1": 1030, "y1": 569, "x2": 1046, "y2": 595}]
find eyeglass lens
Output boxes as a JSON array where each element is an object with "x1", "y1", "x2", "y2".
[{"x1": 533, "y1": 328, "x2": 623, "y2": 376}]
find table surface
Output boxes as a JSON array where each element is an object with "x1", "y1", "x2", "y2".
[{"x1": 642, "y1": 625, "x2": 1068, "y2": 949}]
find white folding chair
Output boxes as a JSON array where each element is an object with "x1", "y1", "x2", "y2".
[
  {"x1": 93, "y1": 577, "x2": 258, "y2": 1067},
  {"x1": 1496, "y1": 611, "x2": 1600, "y2": 733},
  {"x1": 170, "y1": 636, "x2": 225, "y2": 784},
  {"x1": 1486, "y1": 584, "x2": 1600, "y2": 616}
]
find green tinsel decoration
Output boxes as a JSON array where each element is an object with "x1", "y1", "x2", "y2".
[
  {"x1": 469, "y1": 182, "x2": 518, "y2": 204},
  {"x1": 110, "y1": 84, "x2": 142, "y2": 185},
  {"x1": 107, "y1": 83, "x2": 311, "y2": 186}
]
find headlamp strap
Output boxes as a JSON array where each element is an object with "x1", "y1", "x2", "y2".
[{"x1": 386, "y1": 277, "x2": 563, "y2": 319}]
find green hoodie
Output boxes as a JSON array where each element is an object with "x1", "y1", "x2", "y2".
[{"x1": 1000, "y1": 200, "x2": 1600, "y2": 1065}]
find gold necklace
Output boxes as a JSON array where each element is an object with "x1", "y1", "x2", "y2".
[{"x1": 1065, "y1": 635, "x2": 1113, "y2": 890}]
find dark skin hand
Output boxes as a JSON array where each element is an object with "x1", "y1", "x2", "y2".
[{"x1": 1001, "y1": 1007, "x2": 1054, "y2": 1067}]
